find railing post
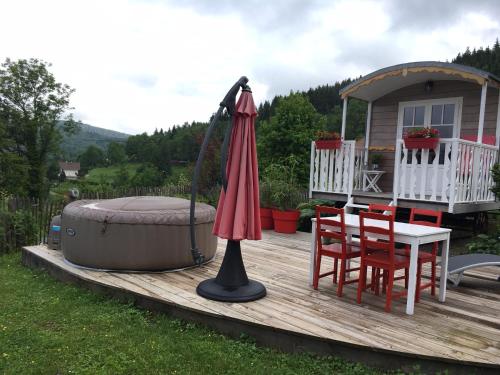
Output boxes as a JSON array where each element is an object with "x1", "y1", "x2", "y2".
[
  {"x1": 470, "y1": 145, "x2": 481, "y2": 202},
  {"x1": 392, "y1": 140, "x2": 401, "y2": 205},
  {"x1": 448, "y1": 139, "x2": 459, "y2": 213},
  {"x1": 309, "y1": 141, "x2": 315, "y2": 198},
  {"x1": 348, "y1": 141, "x2": 356, "y2": 199}
]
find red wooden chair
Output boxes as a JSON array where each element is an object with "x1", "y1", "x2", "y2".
[
  {"x1": 357, "y1": 211, "x2": 410, "y2": 312},
  {"x1": 367, "y1": 203, "x2": 400, "y2": 291},
  {"x1": 368, "y1": 203, "x2": 396, "y2": 216},
  {"x1": 313, "y1": 206, "x2": 361, "y2": 297},
  {"x1": 401, "y1": 208, "x2": 443, "y2": 302}
]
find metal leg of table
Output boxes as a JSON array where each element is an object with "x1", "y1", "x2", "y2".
[
  {"x1": 309, "y1": 220, "x2": 317, "y2": 286},
  {"x1": 406, "y1": 241, "x2": 419, "y2": 315},
  {"x1": 439, "y1": 235, "x2": 450, "y2": 302}
]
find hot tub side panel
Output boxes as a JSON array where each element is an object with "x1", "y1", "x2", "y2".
[{"x1": 61, "y1": 214, "x2": 217, "y2": 271}]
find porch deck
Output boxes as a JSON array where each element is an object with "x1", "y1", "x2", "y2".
[{"x1": 23, "y1": 231, "x2": 500, "y2": 373}]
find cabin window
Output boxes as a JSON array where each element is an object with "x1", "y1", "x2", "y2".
[
  {"x1": 398, "y1": 97, "x2": 462, "y2": 140},
  {"x1": 398, "y1": 97, "x2": 462, "y2": 164}
]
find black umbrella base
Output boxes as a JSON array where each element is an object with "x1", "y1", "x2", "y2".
[
  {"x1": 196, "y1": 239, "x2": 266, "y2": 302},
  {"x1": 196, "y1": 278, "x2": 266, "y2": 302}
]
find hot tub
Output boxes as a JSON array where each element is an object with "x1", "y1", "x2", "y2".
[{"x1": 61, "y1": 196, "x2": 217, "y2": 271}]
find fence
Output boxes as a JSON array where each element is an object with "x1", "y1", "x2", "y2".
[
  {"x1": 0, "y1": 184, "x2": 190, "y2": 254},
  {"x1": 1, "y1": 183, "x2": 311, "y2": 254}
]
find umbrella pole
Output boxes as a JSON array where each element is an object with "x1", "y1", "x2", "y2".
[{"x1": 197, "y1": 240, "x2": 266, "y2": 302}]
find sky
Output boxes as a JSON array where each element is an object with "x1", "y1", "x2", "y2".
[{"x1": 1, "y1": 0, "x2": 499, "y2": 135}]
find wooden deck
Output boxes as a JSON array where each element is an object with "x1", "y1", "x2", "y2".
[{"x1": 22, "y1": 231, "x2": 500, "y2": 373}]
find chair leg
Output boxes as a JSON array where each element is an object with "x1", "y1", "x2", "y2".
[
  {"x1": 333, "y1": 258, "x2": 338, "y2": 284},
  {"x1": 371, "y1": 267, "x2": 376, "y2": 291},
  {"x1": 385, "y1": 270, "x2": 395, "y2": 313},
  {"x1": 313, "y1": 253, "x2": 322, "y2": 290},
  {"x1": 404, "y1": 268, "x2": 408, "y2": 289},
  {"x1": 431, "y1": 260, "x2": 436, "y2": 296},
  {"x1": 416, "y1": 262, "x2": 422, "y2": 303},
  {"x1": 357, "y1": 261, "x2": 366, "y2": 304},
  {"x1": 337, "y1": 259, "x2": 346, "y2": 297}
]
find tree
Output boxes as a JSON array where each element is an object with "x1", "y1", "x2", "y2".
[
  {"x1": 130, "y1": 164, "x2": 164, "y2": 187},
  {"x1": 113, "y1": 164, "x2": 130, "y2": 188},
  {"x1": 79, "y1": 145, "x2": 105, "y2": 174},
  {"x1": 0, "y1": 119, "x2": 29, "y2": 195},
  {"x1": 107, "y1": 141, "x2": 126, "y2": 165},
  {"x1": 0, "y1": 58, "x2": 77, "y2": 198},
  {"x1": 257, "y1": 93, "x2": 326, "y2": 184}
]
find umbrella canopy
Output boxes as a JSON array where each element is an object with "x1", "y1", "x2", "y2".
[{"x1": 212, "y1": 90, "x2": 261, "y2": 241}]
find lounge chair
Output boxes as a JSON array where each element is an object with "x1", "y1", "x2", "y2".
[{"x1": 446, "y1": 254, "x2": 500, "y2": 286}]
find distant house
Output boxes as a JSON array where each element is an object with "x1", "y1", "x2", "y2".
[{"x1": 59, "y1": 162, "x2": 80, "y2": 180}]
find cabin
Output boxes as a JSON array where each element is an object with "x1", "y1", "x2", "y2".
[
  {"x1": 58, "y1": 161, "x2": 80, "y2": 180},
  {"x1": 310, "y1": 61, "x2": 500, "y2": 214}
]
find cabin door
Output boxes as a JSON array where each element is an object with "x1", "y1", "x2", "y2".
[{"x1": 397, "y1": 98, "x2": 462, "y2": 196}]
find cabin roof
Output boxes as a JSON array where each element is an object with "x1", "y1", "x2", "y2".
[
  {"x1": 59, "y1": 161, "x2": 80, "y2": 171},
  {"x1": 340, "y1": 61, "x2": 500, "y2": 101}
]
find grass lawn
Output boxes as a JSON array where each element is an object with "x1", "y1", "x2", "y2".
[
  {"x1": 85, "y1": 163, "x2": 140, "y2": 184},
  {"x1": 0, "y1": 252, "x2": 391, "y2": 375}
]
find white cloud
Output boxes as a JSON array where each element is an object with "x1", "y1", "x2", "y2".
[{"x1": 0, "y1": 0, "x2": 498, "y2": 134}]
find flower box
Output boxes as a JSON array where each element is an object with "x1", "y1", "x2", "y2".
[
  {"x1": 403, "y1": 137, "x2": 440, "y2": 150},
  {"x1": 315, "y1": 139, "x2": 342, "y2": 149}
]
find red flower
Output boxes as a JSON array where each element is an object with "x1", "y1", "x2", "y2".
[{"x1": 404, "y1": 127, "x2": 439, "y2": 139}]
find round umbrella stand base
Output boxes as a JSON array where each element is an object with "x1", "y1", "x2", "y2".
[{"x1": 196, "y1": 279, "x2": 266, "y2": 302}]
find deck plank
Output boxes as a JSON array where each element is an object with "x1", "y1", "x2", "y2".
[{"x1": 22, "y1": 230, "x2": 500, "y2": 369}]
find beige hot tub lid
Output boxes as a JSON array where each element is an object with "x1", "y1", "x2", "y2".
[{"x1": 63, "y1": 196, "x2": 216, "y2": 225}]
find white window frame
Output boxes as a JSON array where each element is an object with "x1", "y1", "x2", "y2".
[{"x1": 396, "y1": 97, "x2": 463, "y2": 139}]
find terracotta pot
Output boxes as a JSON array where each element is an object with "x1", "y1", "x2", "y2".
[
  {"x1": 403, "y1": 137, "x2": 440, "y2": 150},
  {"x1": 260, "y1": 207, "x2": 274, "y2": 230},
  {"x1": 272, "y1": 209, "x2": 300, "y2": 234},
  {"x1": 315, "y1": 139, "x2": 342, "y2": 150}
]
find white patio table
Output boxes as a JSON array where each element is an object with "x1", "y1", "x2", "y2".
[{"x1": 309, "y1": 213, "x2": 451, "y2": 315}]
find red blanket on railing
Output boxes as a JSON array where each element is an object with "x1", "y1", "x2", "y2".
[{"x1": 461, "y1": 134, "x2": 496, "y2": 145}]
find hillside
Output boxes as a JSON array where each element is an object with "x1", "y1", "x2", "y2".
[{"x1": 58, "y1": 122, "x2": 130, "y2": 160}]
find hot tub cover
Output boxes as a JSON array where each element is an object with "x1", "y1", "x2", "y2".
[{"x1": 64, "y1": 196, "x2": 215, "y2": 225}]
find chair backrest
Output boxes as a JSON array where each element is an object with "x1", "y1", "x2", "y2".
[
  {"x1": 409, "y1": 208, "x2": 442, "y2": 228},
  {"x1": 359, "y1": 211, "x2": 395, "y2": 260},
  {"x1": 368, "y1": 203, "x2": 396, "y2": 216},
  {"x1": 315, "y1": 206, "x2": 347, "y2": 253}
]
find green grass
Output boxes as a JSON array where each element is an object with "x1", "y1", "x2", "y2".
[
  {"x1": 85, "y1": 163, "x2": 140, "y2": 184},
  {"x1": 0, "y1": 252, "x2": 387, "y2": 375}
]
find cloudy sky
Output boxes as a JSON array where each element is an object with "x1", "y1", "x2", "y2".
[{"x1": 1, "y1": 0, "x2": 499, "y2": 135}]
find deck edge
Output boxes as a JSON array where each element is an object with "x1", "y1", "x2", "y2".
[{"x1": 22, "y1": 246, "x2": 500, "y2": 374}]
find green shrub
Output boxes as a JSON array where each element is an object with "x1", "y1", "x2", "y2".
[{"x1": 467, "y1": 232, "x2": 500, "y2": 255}]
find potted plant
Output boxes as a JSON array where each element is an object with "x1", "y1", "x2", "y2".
[
  {"x1": 403, "y1": 128, "x2": 440, "y2": 150},
  {"x1": 370, "y1": 153, "x2": 383, "y2": 170},
  {"x1": 315, "y1": 130, "x2": 342, "y2": 150},
  {"x1": 265, "y1": 157, "x2": 303, "y2": 234},
  {"x1": 259, "y1": 179, "x2": 274, "y2": 230}
]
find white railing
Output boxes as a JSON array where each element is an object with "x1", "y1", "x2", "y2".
[
  {"x1": 393, "y1": 138, "x2": 499, "y2": 211},
  {"x1": 309, "y1": 141, "x2": 356, "y2": 197},
  {"x1": 353, "y1": 148, "x2": 368, "y2": 191},
  {"x1": 454, "y1": 140, "x2": 498, "y2": 204}
]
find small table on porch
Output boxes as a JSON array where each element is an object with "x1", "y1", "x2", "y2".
[
  {"x1": 309, "y1": 213, "x2": 451, "y2": 315},
  {"x1": 362, "y1": 170, "x2": 385, "y2": 192}
]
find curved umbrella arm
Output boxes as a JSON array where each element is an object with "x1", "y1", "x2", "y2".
[
  {"x1": 220, "y1": 119, "x2": 233, "y2": 193},
  {"x1": 189, "y1": 76, "x2": 249, "y2": 265}
]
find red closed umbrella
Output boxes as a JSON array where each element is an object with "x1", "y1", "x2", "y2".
[
  {"x1": 194, "y1": 78, "x2": 266, "y2": 302},
  {"x1": 212, "y1": 90, "x2": 261, "y2": 241}
]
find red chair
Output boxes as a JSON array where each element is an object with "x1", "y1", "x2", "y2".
[
  {"x1": 367, "y1": 203, "x2": 399, "y2": 291},
  {"x1": 357, "y1": 211, "x2": 410, "y2": 312},
  {"x1": 400, "y1": 208, "x2": 443, "y2": 302},
  {"x1": 368, "y1": 203, "x2": 396, "y2": 216},
  {"x1": 313, "y1": 206, "x2": 361, "y2": 297}
]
